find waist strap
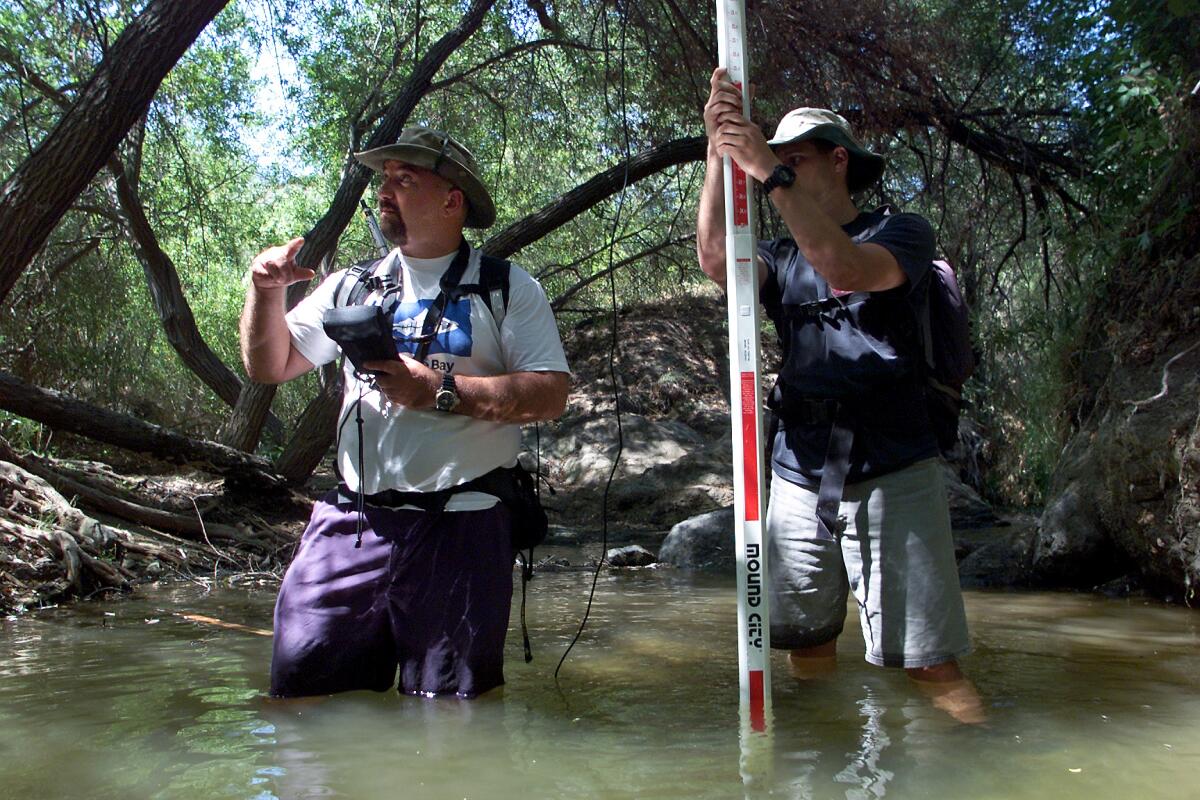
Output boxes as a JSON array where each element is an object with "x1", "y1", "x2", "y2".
[
  {"x1": 770, "y1": 395, "x2": 840, "y2": 426},
  {"x1": 337, "y1": 466, "x2": 516, "y2": 512}
]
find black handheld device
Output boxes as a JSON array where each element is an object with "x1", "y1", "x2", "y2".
[{"x1": 322, "y1": 305, "x2": 399, "y2": 375}]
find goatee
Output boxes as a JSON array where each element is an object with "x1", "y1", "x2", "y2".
[{"x1": 380, "y1": 213, "x2": 406, "y2": 245}]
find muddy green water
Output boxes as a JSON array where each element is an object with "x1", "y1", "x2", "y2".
[{"x1": 1, "y1": 566, "x2": 1197, "y2": 800}]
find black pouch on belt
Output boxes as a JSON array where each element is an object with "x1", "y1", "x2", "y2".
[{"x1": 472, "y1": 465, "x2": 548, "y2": 553}]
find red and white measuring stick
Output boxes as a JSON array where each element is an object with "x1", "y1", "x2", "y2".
[{"x1": 716, "y1": 0, "x2": 771, "y2": 733}]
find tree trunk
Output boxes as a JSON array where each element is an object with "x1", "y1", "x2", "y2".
[
  {"x1": 274, "y1": 364, "x2": 343, "y2": 485},
  {"x1": 0, "y1": 369, "x2": 281, "y2": 487},
  {"x1": 0, "y1": 0, "x2": 231, "y2": 305},
  {"x1": 217, "y1": 280, "x2": 312, "y2": 451},
  {"x1": 218, "y1": 378, "x2": 281, "y2": 453},
  {"x1": 108, "y1": 159, "x2": 285, "y2": 441}
]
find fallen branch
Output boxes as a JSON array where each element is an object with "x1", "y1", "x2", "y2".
[
  {"x1": 176, "y1": 612, "x2": 272, "y2": 637},
  {"x1": 0, "y1": 441, "x2": 283, "y2": 550},
  {"x1": 0, "y1": 370, "x2": 284, "y2": 489}
]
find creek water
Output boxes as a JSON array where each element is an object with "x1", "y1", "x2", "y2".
[{"x1": 1, "y1": 559, "x2": 1197, "y2": 800}]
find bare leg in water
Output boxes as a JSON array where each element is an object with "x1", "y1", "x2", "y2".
[
  {"x1": 788, "y1": 640, "x2": 838, "y2": 679},
  {"x1": 906, "y1": 659, "x2": 986, "y2": 724},
  {"x1": 790, "y1": 643, "x2": 986, "y2": 724}
]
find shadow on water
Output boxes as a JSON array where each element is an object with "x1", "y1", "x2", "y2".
[{"x1": 0, "y1": 569, "x2": 1197, "y2": 799}]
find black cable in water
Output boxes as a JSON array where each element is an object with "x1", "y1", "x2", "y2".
[{"x1": 555, "y1": 1, "x2": 632, "y2": 682}]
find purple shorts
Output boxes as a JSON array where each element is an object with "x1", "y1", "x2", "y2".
[{"x1": 269, "y1": 492, "x2": 513, "y2": 698}]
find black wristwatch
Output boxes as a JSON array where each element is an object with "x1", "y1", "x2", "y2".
[
  {"x1": 762, "y1": 163, "x2": 796, "y2": 195},
  {"x1": 434, "y1": 371, "x2": 460, "y2": 412}
]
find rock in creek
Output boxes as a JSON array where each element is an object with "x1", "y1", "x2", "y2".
[
  {"x1": 605, "y1": 545, "x2": 657, "y2": 567},
  {"x1": 657, "y1": 508, "x2": 735, "y2": 572}
]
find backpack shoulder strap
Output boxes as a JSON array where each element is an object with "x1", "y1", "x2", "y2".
[
  {"x1": 334, "y1": 257, "x2": 386, "y2": 307},
  {"x1": 920, "y1": 264, "x2": 942, "y2": 372},
  {"x1": 458, "y1": 253, "x2": 511, "y2": 328},
  {"x1": 851, "y1": 214, "x2": 893, "y2": 245}
]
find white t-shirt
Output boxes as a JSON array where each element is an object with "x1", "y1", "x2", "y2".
[{"x1": 286, "y1": 245, "x2": 569, "y2": 510}]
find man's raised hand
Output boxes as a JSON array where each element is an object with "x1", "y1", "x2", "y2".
[
  {"x1": 704, "y1": 68, "x2": 744, "y2": 142},
  {"x1": 250, "y1": 237, "x2": 316, "y2": 289}
]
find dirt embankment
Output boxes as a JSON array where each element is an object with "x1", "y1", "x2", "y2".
[
  {"x1": 1032, "y1": 99, "x2": 1200, "y2": 605},
  {"x1": 536, "y1": 290, "x2": 774, "y2": 533}
]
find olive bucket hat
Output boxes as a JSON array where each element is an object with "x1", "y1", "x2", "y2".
[
  {"x1": 767, "y1": 108, "x2": 886, "y2": 193},
  {"x1": 354, "y1": 127, "x2": 496, "y2": 228}
]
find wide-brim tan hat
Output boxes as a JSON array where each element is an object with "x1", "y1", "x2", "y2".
[
  {"x1": 767, "y1": 108, "x2": 886, "y2": 193},
  {"x1": 354, "y1": 127, "x2": 495, "y2": 228}
]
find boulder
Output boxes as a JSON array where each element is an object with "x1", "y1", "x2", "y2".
[
  {"x1": 658, "y1": 508, "x2": 735, "y2": 572},
  {"x1": 955, "y1": 518, "x2": 1037, "y2": 589},
  {"x1": 1031, "y1": 480, "x2": 1121, "y2": 587},
  {"x1": 942, "y1": 463, "x2": 1005, "y2": 530},
  {"x1": 535, "y1": 414, "x2": 705, "y2": 488}
]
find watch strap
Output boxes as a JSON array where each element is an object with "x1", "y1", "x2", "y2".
[
  {"x1": 435, "y1": 371, "x2": 459, "y2": 412},
  {"x1": 762, "y1": 163, "x2": 796, "y2": 195}
]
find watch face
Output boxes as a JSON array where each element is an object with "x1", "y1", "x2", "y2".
[
  {"x1": 764, "y1": 164, "x2": 796, "y2": 195},
  {"x1": 435, "y1": 388, "x2": 458, "y2": 411}
]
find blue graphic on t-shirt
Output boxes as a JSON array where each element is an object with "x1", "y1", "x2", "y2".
[{"x1": 392, "y1": 298, "x2": 473, "y2": 357}]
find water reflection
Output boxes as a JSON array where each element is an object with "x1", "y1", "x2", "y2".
[{"x1": 0, "y1": 575, "x2": 1196, "y2": 799}]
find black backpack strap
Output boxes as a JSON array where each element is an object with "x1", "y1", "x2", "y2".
[
  {"x1": 814, "y1": 403, "x2": 854, "y2": 541},
  {"x1": 480, "y1": 254, "x2": 511, "y2": 327},
  {"x1": 334, "y1": 257, "x2": 386, "y2": 307},
  {"x1": 920, "y1": 272, "x2": 937, "y2": 372},
  {"x1": 455, "y1": 253, "x2": 511, "y2": 328},
  {"x1": 412, "y1": 239, "x2": 472, "y2": 363}
]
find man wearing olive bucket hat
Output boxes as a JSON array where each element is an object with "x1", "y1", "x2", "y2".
[
  {"x1": 697, "y1": 69, "x2": 983, "y2": 723},
  {"x1": 241, "y1": 127, "x2": 569, "y2": 699}
]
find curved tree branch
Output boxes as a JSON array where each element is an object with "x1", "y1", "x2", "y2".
[
  {"x1": 2, "y1": 37, "x2": 281, "y2": 439},
  {"x1": 0, "y1": 0, "x2": 232, "y2": 305},
  {"x1": 482, "y1": 135, "x2": 705, "y2": 258},
  {"x1": 107, "y1": 158, "x2": 285, "y2": 441}
]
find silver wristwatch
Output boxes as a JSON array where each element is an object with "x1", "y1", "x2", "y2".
[{"x1": 434, "y1": 371, "x2": 460, "y2": 412}]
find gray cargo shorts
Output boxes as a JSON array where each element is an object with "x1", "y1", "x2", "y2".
[{"x1": 766, "y1": 458, "x2": 970, "y2": 668}]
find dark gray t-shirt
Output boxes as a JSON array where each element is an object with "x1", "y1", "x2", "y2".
[{"x1": 759, "y1": 210, "x2": 940, "y2": 489}]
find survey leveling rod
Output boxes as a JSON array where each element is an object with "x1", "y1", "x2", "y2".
[
  {"x1": 360, "y1": 199, "x2": 391, "y2": 257},
  {"x1": 716, "y1": 0, "x2": 772, "y2": 733}
]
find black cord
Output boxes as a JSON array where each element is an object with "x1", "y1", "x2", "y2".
[
  {"x1": 353, "y1": 386, "x2": 367, "y2": 548},
  {"x1": 555, "y1": 1, "x2": 631, "y2": 682}
]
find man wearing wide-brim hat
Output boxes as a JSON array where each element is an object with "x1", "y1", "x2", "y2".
[
  {"x1": 696, "y1": 69, "x2": 984, "y2": 724},
  {"x1": 241, "y1": 126, "x2": 570, "y2": 700}
]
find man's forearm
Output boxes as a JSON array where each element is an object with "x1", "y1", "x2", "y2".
[
  {"x1": 768, "y1": 188, "x2": 856, "y2": 283},
  {"x1": 453, "y1": 371, "x2": 569, "y2": 424},
  {"x1": 239, "y1": 285, "x2": 294, "y2": 383},
  {"x1": 768, "y1": 186, "x2": 903, "y2": 292},
  {"x1": 696, "y1": 149, "x2": 729, "y2": 286}
]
